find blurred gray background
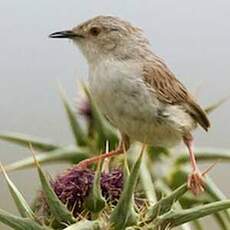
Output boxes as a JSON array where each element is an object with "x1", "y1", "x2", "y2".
[{"x1": 0, "y1": 0, "x2": 229, "y2": 229}]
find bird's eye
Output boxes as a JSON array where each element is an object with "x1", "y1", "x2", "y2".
[{"x1": 89, "y1": 27, "x2": 101, "y2": 36}]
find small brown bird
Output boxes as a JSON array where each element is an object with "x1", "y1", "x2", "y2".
[{"x1": 50, "y1": 16, "x2": 210, "y2": 195}]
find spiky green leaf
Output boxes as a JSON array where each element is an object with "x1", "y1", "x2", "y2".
[
  {"x1": 146, "y1": 183, "x2": 188, "y2": 221},
  {"x1": 0, "y1": 132, "x2": 58, "y2": 151},
  {"x1": 155, "y1": 200, "x2": 230, "y2": 228},
  {"x1": 1, "y1": 146, "x2": 89, "y2": 173},
  {"x1": 123, "y1": 153, "x2": 130, "y2": 180},
  {"x1": 0, "y1": 209, "x2": 47, "y2": 230},
  {"x1": 154, "y1": 180, "x2": 192, "y2": 230},
  {"x1": 59, "y1": 85, "x2": 88, "y2": 146},
  {"x1": 213, "y1": 212, "x2": 230, "y2": 230},
  {"x1": 85, "y1": 160, "x2": 106, "y2": 213},
  {"x1": 34, "y1": 154, "x2": 76, "y2": 225},
  {"x1": 0, "y1": 163, "x2": 35, "y2": 220},
  {"x1": 110, "y1": 145, "x2": 145, "y2": 229},
  {"x1": 139, "y1": 156, "x2": 157, "y2": 204},
  {"x1": 205, "y1": 176, "x2": 230, "y2": 222}
]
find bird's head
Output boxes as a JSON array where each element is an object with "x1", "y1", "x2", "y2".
[{"x1": 49, "y1": 16, "x2": 150, "y2": 63}]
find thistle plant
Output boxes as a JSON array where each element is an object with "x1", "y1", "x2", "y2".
[{"x1": 0, "y1": 85, "x2": 229, "y2": 230}]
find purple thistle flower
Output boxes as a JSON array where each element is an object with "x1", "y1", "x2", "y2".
[
  {"x1": 33, "y1": 166, "x2": 124, "y2": 218},
  {"x1": 52, "y1": 168, "x2": 95, "y2": 216},
  {"x1": 78, "y1": 97, "x2": 92, "y2": 120},
  {"x1": 101, "y1": 169, "x2": 123, "y2": 203}
]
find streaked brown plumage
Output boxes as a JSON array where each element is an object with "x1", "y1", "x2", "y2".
[{"x1": 143, "y1": 59, "x2": 210, "y2": 132}]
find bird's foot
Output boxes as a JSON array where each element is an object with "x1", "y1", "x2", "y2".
[
  {"x1": 187, "y1": 170, "x2": 205, "y2": 196},
  {"x1": 187, "y1": 161, "x2": 218, "y2": 196}
]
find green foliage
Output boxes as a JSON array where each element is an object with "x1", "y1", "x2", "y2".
[
  {"x1": 34, "y1": 153, "x2": 76, "y2": 226},
  {"x1": 154, "y1": 200, "x2": 230, "y2": 228},
  {"x1": 146, "y1": 183, "x2": 188, "y2": 221},
  {"x1": 0, "y1": 132, "x2": 58, "y2": 151},
  {"x1": 2, "y1": 145, "x2": 90, "y2": 173},
  {"x1": 85, "y1": 161, "x2": 106, "y2": 213},
  {"x1": 0, "y1": 88, "x2": 229, "y2": 229},
  {"x1": 0, "y1": 209, "x2": 48, "y2": 230},
  {"x1": 59, "y1": 85, "x2": 88, "y2": 146},
  {"x1": 110, "y1": 146, "x2": 144, "y2": 229},
  {"x1": 0, "y1": 163, "x2": 35, "y2": 220},
  {"x1": 139, "y1": 155, "x2": 157, "y2": 204}
]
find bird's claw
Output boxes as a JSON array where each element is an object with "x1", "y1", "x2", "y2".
[{"x1": 187, "y1": 170, "x2": 205, "y2": 196}]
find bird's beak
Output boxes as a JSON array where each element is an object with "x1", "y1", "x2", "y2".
[{"x1": 49, "y1": 30, "x2": 84, "y2": 39}]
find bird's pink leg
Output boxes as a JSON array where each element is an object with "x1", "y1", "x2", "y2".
[
  {"x1": 76, "y1": 134, "x2": 129, "y2": 169},
  {"x1": 76, "y1": 148, "x2": 124, "y2": 169},
  {"x1": 183, "y1": 135, "x2": 205, "y2": 195}
]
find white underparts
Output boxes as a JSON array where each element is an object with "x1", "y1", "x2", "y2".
[{"x1": 89, "y1": 59, "x2": 195, "y2": 147}]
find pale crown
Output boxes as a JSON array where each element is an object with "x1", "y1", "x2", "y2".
[{"x1": 71, "y1": 16, "x2": 152, "y2": 63}]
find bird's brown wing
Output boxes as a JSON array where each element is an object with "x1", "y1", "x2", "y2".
[{"x1": 143, "y1": 60, "x2": 210, "y2": 131}]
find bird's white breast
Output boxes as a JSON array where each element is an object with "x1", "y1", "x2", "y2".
[{"x1": 88, "y1": 59, "x2": 185, "y2": 147}]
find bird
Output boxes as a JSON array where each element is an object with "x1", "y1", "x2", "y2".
[{"x1": 49, "y1": 15, "x2": 210, "y2": 195}]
